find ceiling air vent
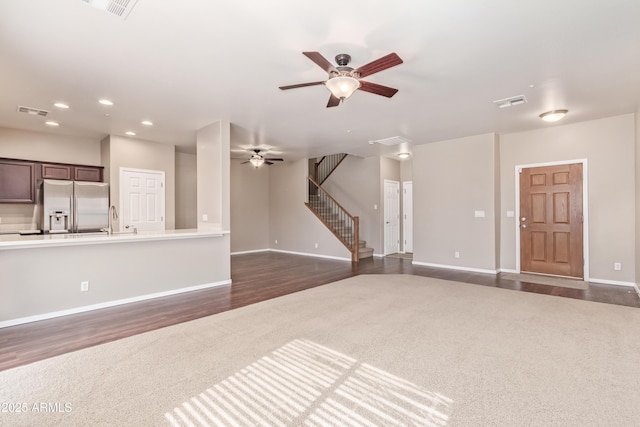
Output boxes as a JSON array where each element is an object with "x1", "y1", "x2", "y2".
[
  {"x1": 371, "y1": 136, "x2": 411, "y2": 146},
  {"x1": 493, "y1": 95, "x2": 527, "y2": 109},
  {"x1": 17, "y1": 106, "x2": 49, "y2": 117},
  {"x1": 81, "y1": 0, "x2": 139, "y2": 19}
]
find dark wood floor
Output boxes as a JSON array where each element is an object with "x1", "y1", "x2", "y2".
[{"x1": 1, "y1": 252, "x2": 638, "y2": 372}]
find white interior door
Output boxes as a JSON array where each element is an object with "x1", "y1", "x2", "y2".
[
  {"x1": 120, "y1": 168, "x2": 165, "y2": 232},
  {"x1": 384, "y1": 180, "x2": 400, "y2": 255},
  {"x1": 403, "y1": 181, "x2": 413, "y2": 253}
]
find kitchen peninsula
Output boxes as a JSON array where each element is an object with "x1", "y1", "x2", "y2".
[{"x1": 0, "y1": 229, "x2": 230, "y2": 328}]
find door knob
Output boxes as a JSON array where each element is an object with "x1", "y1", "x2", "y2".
[
  {"x1": 520, "y1": 217, "x2": 526, "y2": 221},
  {"x1": 521, "y1": 224, "x2": 527, "y2": 228}
]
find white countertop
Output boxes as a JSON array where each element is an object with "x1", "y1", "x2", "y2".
[{"x1": 0, "y1": 228, "x2": 230, "y2": 250}]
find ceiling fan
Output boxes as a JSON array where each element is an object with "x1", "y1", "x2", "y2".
[
  {"x1": 241, "y1": 149, "x2": 284, "y2": 167},
  {"x1": 279, "y1": 51, "x2": 403, "y2": 107}
]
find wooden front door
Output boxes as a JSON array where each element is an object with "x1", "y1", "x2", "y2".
[{"x1": 520, "y1": 163, "x2": 583, "y2": 278}]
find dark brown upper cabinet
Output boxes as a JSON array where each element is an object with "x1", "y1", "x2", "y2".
[
  {"x1": 0, "y1": 160, "x2": 36, "y2": 203},
  {"x1": 74, "y1": 166, "x2": 103, "y2": 182},
  {"x1": 41, "y1": 163, "x2": 72, "y2": 180},
  {"x1": 41, "y1": 163, "x2": 103, "y2": 182},
  {"x1": 0, "y1": 158, "x2": 104, "y2": 204}
]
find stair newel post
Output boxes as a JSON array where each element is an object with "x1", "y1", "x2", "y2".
[{"x1": 353, "y1": 216, "x2": 359, "y2": 262}]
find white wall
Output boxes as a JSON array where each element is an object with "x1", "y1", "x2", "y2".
[
  {"x1": 175, "y1": 152, "x2": 197, "y2": 229},
  {"x1": 269, "y1": 159, "x2": 351, "y2": 260},
  {"x1": 400, "y1": 159, "x2": 412, "y2": 183},
  {"x1": 230, "y1": 159, "x2": 270, "y2": 253},
  {"x1": 197, "y1": 121, "x2": 230, "y2": 231},
  {"x1": 104, "y1": 135, "x2": 176, "y2": 230},
  {"x1": 500, "y1": 114, "x2": 635, "y2": 283},
  {"x1": 413, "y1": 133, "x2": 499, "y2": 272},
  {"x1": 0, "y1": 127, "x2": 100, "y2": 165},
  {"x1": 322, "y1": 155, "x2": 382, "y2": 253}
]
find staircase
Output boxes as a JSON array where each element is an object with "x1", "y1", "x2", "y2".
[
  {"x1": 314, "y1": 153, "x2": 348, "y2": 186},
  {"x1": 306, "y1": 176, "x2": 374, "y2": 262}
]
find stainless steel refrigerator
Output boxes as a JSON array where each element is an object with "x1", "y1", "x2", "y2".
[{"x1": 40, "y1": 179, "x2": 110, "y2": 233}]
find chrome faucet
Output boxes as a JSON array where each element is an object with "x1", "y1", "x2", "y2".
[{"x1": 108, "y1": 205, "x2": 118, "y2": 235}]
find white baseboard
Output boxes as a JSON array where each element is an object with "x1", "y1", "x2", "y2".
[
  {"x1": 588, "y1": 277, "x2": 636, "y2": 287},
  {"x1": 373, "y1": 253, "x2": 385, "y2": 258},
  {"x1": 230, "y1": 248, "x2": 270, "y2": 255},
  {"x1": 498, "y1": 268, "x2": 519, "y2": 274},
  {"x1": 412, "y1": 261, "x2": 498, "y2": 275},
  {"x1": 0, "y1": 279, "x2": 231, "y2": 329},
  {"x1": 634, "y1": 283, "x2": 640, "y2": 298},
  {"x1": 268, "y1": 249, "x2": 351, "y2": 262}
]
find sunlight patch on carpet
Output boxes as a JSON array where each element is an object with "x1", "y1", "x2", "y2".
[{"x1": 165, "y1": 339, "x2": 452, "y2": 426}]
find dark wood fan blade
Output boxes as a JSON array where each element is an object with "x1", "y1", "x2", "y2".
[
  {"x1": 354, "y1": 53, "x2": 403, "y2": 78},
  {"x1": 358, "y1": 80, "x2": 399, "y2": 98},
  {"x1": 279, "y1": 81, "x2": 326, "y2": 90},
  {"x1": 240, "y1": 161, "x2": 250, "y2": 164},
  {"x1": 264, "y1": 158, "x2": 284, "y2": 161},
  {"x1": 265, "y1": 161, "x2": 274, "y2": 165},
  {"x1": 303, "y1": 51, "x2": 338, "y2": 74},
  {"x1": 327, "y1": 94, "x2": 341, "y2": 108}
]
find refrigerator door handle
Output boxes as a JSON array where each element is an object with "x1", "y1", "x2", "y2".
[{"x1": 73, "y1": 193, "x2": 78, "y2": 233}]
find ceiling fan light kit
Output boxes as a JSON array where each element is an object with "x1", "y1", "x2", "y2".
[
  {"x1": 241, "y1": 149, "x2": 284, "y2": 168},
  {"x1": 279, "y1": 51, "x2": 403, "y2": 107},
  {"x1": 249, "y1": 157, "x2": 265, "y2": 168},
  {"x1": 325, "y1": 75, "x2": 361, "y2": 100},
  {"x1": 539, "y1": 109, "x2": 568, "y2": 122}
]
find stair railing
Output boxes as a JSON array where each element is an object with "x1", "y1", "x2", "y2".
[
  {"x1": 314, "y1": 153, "x2": 348, "y2": 186},
  {"x1": 306, "y1": 176, "x2": 360, "y2": 262}
]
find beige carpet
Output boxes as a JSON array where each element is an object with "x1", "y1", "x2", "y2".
[
  {"x1": 501, "y1": 272, "x2": 588, "y2": 290},
  {"x1": 1, "y1": 275, "x2": 639, "y2": 426}
]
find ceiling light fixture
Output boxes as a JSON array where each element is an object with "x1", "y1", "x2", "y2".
[
  {"x1": 54, "y1": 103, "x2": 69, "y2": 109},
  {"x1": 250, "y1": 157, "x2": 265, "y2": 168},
  {"x1": 141, "y1": 120, "x2": 153, "y2": 126},
  {"x1": 325, "y1": 75, "x2": 361, "y2": 100},
  {"x1": 539, "y1": 109, "x2": 568, "y2": 122},
  {"x1": 398, "y1": 152, "x2": 411, "y2": 159},
  {"x1": 98, "y1": 99, "x2": 113, "y2": 106},
  {"x1": 125, "y1": 131, "x2": 136, "y2": 136},
  {"x1": 45, "y1": 121, "x2": 59, "y2": 126}
]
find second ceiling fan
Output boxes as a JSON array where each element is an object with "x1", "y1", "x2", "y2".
[
  {"x1": 241, "y1": 149, "x2": 283, "y2": 168},
  {"x1": 279, "y1": 51, "x2": 403, "y2": 107}
]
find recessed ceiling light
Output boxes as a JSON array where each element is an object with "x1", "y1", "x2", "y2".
[
  {"x1": 141, "y1": 120, "x2": 153, "y2": 126},
  {"x1": 98, "y1": 99, "x2": 113, "y2": 106},
  {"x1": 45, "y1": 121, "x2": 59, "y2": 126},
  {"x1": 54, "y1": 102, "x2": 69, "y2": 109},
  {"x1": 398, "y1": 152, "x2": 411, "y2": 159},
  {"x1": 125, "y1": 131, "x2": 136, "y2": 136},
  {"x1": 539, "y1": 109, "x2": 568, "y2": 122}
]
